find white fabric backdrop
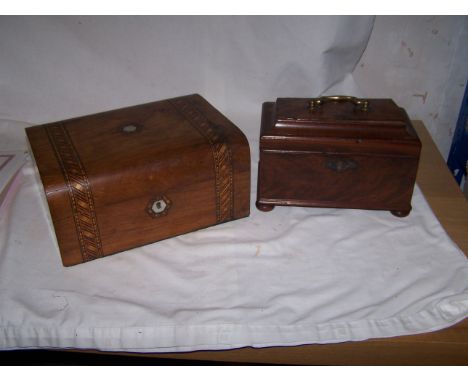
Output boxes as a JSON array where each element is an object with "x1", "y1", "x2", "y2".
[
  {"x1": 0, "y1": 16, "x2": 467, "y2": 352},
  {"x1": 0, "y1": 16, "x2": 370, "y2": 133}
]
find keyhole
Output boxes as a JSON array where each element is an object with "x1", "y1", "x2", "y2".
[
  {"x1": 147, "y1": 195, "x2": 171, "y2": 217},
  {"x1": 121, "y1": 124, "x2": 138, "y2": 133},
  {"x1": 151, "y1": 199, "x2": 167, "y2": 214}
]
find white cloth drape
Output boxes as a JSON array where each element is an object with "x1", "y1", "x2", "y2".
[{"x1": 0, "y1": 16, "x2": 467, "y2": 352}]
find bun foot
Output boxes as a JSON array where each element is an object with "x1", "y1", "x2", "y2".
[
  {"x1": 256, "y1": 201, "x2": 275, "y2": 212},
  {"x1": 391, "y1": 208, "x2": 411, "y2": 218}
]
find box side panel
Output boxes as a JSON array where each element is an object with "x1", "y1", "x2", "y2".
[
  {"x1": 184, "y1": 94, "x2": 251, "y2": 220},
  {"x1": 25, "y1": 126, "x2": 84, "y2": 266},
  {"x1": 231, "y1": 149, "x2": 250, "y2": 220},
  {"x1": 258, "y1": 150, "x2": 419, "y2": 212}
]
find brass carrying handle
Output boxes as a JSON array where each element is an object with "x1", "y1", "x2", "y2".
[{"x1": 310, "y1": 95, "x2": 369, "y2": 111}]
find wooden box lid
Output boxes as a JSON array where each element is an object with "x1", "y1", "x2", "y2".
[{"x1": 260, "y1": 96, "x2": 421, "y2": 155}]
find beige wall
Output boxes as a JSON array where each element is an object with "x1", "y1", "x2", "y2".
[{"x1": 354, "y1": 15, "x2": 468, "y2": 159}]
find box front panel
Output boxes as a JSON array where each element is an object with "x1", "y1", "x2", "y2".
[
  {"x1": 94, "y1": 146, "x2": 218, "y2": 256},
  {"x1": 258, "y1": 150, "x2": 419, "y2": 212}
]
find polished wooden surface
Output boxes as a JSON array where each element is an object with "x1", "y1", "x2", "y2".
[
  {"x1": 132, "y1": 120, "x2": 468, "y2": 365},
  {"x1": 26, "y1": 94, "x2": 250, "y2": 266}
]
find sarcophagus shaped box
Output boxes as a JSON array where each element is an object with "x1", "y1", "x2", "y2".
[
  {"x1": 256, "y1": 96, "x2": 421, "y2": 217},
  {"x1": 26, "y1": 94, "x2": 250, "y2": 266}
]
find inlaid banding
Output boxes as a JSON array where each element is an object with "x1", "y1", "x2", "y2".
[
  {"x1": 46, "y1": 124, "x2": 103, "y2": 262},
  {"x1": 170, "y1": 98, "x2": 234, "y2": 223}
]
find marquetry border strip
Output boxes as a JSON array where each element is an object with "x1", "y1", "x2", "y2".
[
  {"x1": 169, "y1": 98, "x2": 234, "y2": 223},
  {"x1": 46, "y1": 124, "x2": 103, "y2": 262}
]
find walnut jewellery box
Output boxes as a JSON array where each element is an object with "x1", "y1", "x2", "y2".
[
  {"x1": 26, "y1": 94, "x2": 250, "y2": 266},
  {"x1": 256, "y1": 96, "x2": 421, "y2": 217}
]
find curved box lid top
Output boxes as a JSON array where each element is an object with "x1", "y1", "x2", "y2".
[{"x1": 266, "y1": 97, "x2": 419, "y2": 141}]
